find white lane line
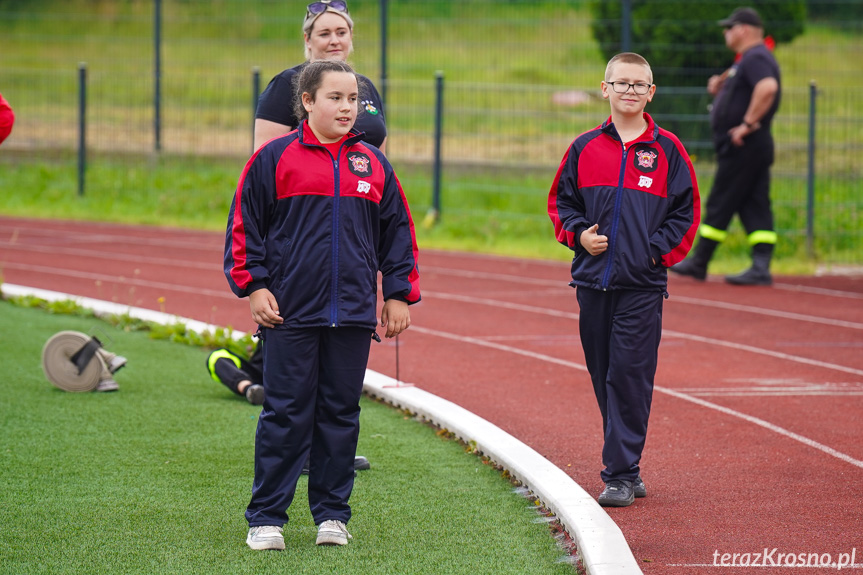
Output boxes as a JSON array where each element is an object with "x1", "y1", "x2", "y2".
[
  {"x1": 658, "y1": 387, "x2": 863, "y2": 470},
  {"x1": 0, "y1": 224, "x2": 221, "y2": 251},
  {"x1": 411, "y1": 326, "x2": 588, "y2": 372},
  {"x1": 425, "y1": 291, "x2": 580, "y2": 320},
  {"x1": 424, "y1": 265, "x2": 863, "y2": 301},
  {"x1": 774, "y1": 281, "x2": 863, "y2": 300},
  {"x1": 0, "y1": 241, "x2": 215, "y2": 270},
  {"x1": 411, "y1": 325, "x2": 863, "y2": 471},
  {"x1": 680, "y1": 390, "x2": 863, "y2": 397},
  {"x1": 669, "y1": 294, "x2": 863, "y2": 330},
  {"x1": 661, "y1": 329, "x2": 863, "y2": 378},
  {"x1": 423, "y1": 266, "x2": 568, "y2": 287},
  {"x1": 424, "y1": 269, "x2": 863, "y2": 328},
  {"x1": 676, "y1": 380, "x2": 863, "y2": 397},
  {"x1": 426, "y1": 290, "x2": 863, "y2": 378},
  {"x1": 0, "y1": 263, "x2": 232, "y2": 299}
]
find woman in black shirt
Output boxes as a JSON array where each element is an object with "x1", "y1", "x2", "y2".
[{"x1": 254, "y1": 0, "x2": 387, "y2": 153}]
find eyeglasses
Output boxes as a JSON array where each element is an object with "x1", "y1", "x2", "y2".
[
  {"x1": 307, "y1": 0, "x2": 349, "y2": 18},
  {"x1": 607, "y1": 81, "x2": 653, "y2": 95}
]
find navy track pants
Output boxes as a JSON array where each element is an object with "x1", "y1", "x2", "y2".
[
  {"x1": 245, "y1": 326, "x2": 371, "y2": 527},
  {"x1": 576, "y1": 287, "x2": 663, "y2": 483}
]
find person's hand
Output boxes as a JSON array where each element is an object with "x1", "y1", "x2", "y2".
[
  {"x1": 249, "y1": 288, "x2": 283, "y2": 328},
  {"x1": 580, "y1": 224, "x2": 608, "y2": 256},
  {"x1": 728, "y1": 121, "x2": 758, "y2": 147},
  {"x1": 707, "y1": 74, "x2": 724, "y2": 96},
  {"x1": 380, "y1": 299, "x2": 410, "y2": 339}
]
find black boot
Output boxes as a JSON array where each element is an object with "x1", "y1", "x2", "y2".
[
  {"x1": 725, "y1": 243, "x2": 773, "y2": 286},
  {"x1": 669, "y1": 238, "x2": 719, "y2": 281}
]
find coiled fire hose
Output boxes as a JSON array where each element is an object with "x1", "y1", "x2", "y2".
[{"x1": 41, "y1": 331, "x2": 104, "y2": 392}]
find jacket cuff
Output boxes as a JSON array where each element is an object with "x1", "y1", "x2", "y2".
[{"x1": 246, "y1": 281, "x2": 268, "y2": 295}]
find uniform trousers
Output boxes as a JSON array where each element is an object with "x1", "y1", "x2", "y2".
[
  {"x1": 705, "y1": 130, "x2": 775, "y2": 237},
  {"x1": 245, "y1": 326, "x2": 371, "y2": 527},
  {"x1": 576, "y1": 287, "x2": 663, "y2": 483}
]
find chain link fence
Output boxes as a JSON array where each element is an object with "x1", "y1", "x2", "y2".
[{"x1": 1, "y1": 0, "x2": 860, "y2": 266}]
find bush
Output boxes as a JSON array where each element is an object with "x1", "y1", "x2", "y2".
[
  {"x1": 590, "y1": 1, "x2": 806, "y2": 85},
  {"x1": 589, "y1": 1, "x2": 806, "y2": 153}
]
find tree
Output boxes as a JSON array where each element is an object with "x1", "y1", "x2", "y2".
[{"x1": 589, "y1": 1, "x2": 806, "y2": 155}]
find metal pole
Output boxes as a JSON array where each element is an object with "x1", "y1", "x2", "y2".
[
  {"x1": 154, "y1": 0, "x2": 162, "y2": 152},
  {"x1": 806, "y1": 80, "x2": 816, "y2": 258},
  {"x1": 431, "y1": 70, "x2": 444, "y2": 220},
  {"x1": 77, "y1": 62, "x2": 87, "y2": 197},
  {"x1": 252, "y1": 66, "x2": 261, "y2": 155},
  {"x1": 395, "y1": 334, "x2": 400, "y2": 383},
  {"x1": 621, "y1": 0, "x2": 632, "y2": 52},
  {"x1": 380, "y1": 0, "x2": 388, "y2": 105}
]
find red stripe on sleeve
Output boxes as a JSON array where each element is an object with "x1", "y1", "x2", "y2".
[{"x1": 228, "y1": 150, "x2": 262, "y2": 290}]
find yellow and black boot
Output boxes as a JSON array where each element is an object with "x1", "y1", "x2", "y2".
[
  {"x1": 725, "y1": 243, "x2": 773, "y2": 286},
  {"x1": 669, "y1": 238, "x2": 719, "y2": 281}
]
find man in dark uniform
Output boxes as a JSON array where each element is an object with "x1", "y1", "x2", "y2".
[{"x1": 671, "y1": 7, "x2": 781, "y2": 286}]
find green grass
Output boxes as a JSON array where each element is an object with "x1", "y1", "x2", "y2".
[{"x1": 0, "y1": 299, "x2": 576, "y2": 574}]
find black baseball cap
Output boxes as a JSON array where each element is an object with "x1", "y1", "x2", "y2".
[{"x1": 718, "y1": 7, "x2": 763, "y2": 28}]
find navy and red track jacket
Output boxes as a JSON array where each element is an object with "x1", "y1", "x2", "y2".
[
  {"x1": 0, "y1": 93, "x2": 14, "y2": 145},
  {"x1": 224, "y1": 121, "x2": 420, "y2": 330},
  {"x1": 548, "y1": 113, "x2": 700, "y2": 292}
]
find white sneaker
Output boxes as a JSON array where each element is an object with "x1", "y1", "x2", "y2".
[
  {"x1": 316, "y1": 520, "x2": 352, "y2": 546},
  {"x1": 246, "y1": 525, "x2": 285, "y2": 550},
  {"x1": 107, "y1": 355, "x2": 127, "y2": 374},
  {"x1": 94, "y1": 378, "x2": 119, "y2": 392}
]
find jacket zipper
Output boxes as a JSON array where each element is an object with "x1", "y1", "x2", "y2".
[
  {"x1": 602, "y1": 143, "x2": 628, "y2": 290},
  {"x1": 330, "y1": 150, "x2": 340, "y2": 327}
]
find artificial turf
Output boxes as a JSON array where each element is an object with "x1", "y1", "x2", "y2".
[{"x1": 0, "y1": 299, "x2": 577, "y2": 574}]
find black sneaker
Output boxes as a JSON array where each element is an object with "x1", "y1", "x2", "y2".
[
  {"x1": 725, "y1": 268, "x2": 772, "y2": 286},
  {"x1": 634, "y1": 476, "x2": 647, "y2": 498},
  {"x1": 598, "y1": 480, "x2": 635, "y2": 507},
  {"x1": 354, "y1": 455, "x2": 371, "y2": 471},
  {"x1": 301, "y1": 456, "x2": 369, "y2": 476},
  {"x1": 245, "y1": 384, "x2": 265, "y2": 405}
]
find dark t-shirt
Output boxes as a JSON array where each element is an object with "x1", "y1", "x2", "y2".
[
  {"x1": 255, "y1": 63, "x2": 387, "y2": 148},
  {"x1": 710, "y1": 43, "x2": 781, "y2": 139}
]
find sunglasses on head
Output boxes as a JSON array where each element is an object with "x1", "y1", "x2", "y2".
[{"x1": 307, "y1": 0, "x2": 348, "y2": 17}]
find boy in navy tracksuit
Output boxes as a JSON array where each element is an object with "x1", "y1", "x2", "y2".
[
  {"x1": 548, "y1": 53, "x2": 700, "y2": 507},
  {"x1": 224, "y1": 60, "x2": 420, "y2": 549}
]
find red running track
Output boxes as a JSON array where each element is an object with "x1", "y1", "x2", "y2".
[{"x1": 2, "y1": 216, "x2": 862, "y2": 573}]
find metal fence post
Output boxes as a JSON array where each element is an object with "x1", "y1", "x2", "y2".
[
  {"x1": 380, "y1": 0, "x2": 388, "y2": 106},
  {"x1": 621, "y1": 0, "x2": 632, "y2": 52},
  {"x1": 426, "y1": 70, "x2": 444, "y2": 227},
  {"x1": 807, "y1": 80, "x2": 817, "y2": 259},
  {"x1": 154, "y1": 0, "x2": 162, "y2": 152},
  {"x1": 78, "y1": 62, "x2": 87, "y2": 197},
  {"x1": 252, "y1": 66, "x2": 260, "y2": 155}
]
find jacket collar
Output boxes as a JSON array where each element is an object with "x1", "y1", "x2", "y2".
[
  {"x1": 298, "y1": 120, "x2": 365, "y2": 148},
  {"x1": 600, "y1": 112, "x2": 658, "y2": 145}
]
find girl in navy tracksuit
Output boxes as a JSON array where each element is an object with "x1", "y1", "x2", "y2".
[
  {"x1": 224, "y1": 60, "x2": 420, "y2": 549},
  {"x1": 548, "y1": 53, "x2": 700, "y2": 507}
]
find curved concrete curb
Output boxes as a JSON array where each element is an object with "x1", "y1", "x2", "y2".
[
  {"x1": 364, "y1": 370, "x2": 642, "y2": 575},
  {"x1": 2, "y1": 283, "x2": 642, "y2": 575}
]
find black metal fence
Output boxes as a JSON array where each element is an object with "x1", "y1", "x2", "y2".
[{"x1": 1, "y1": 0, "x2": 861, "y2": 267}]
